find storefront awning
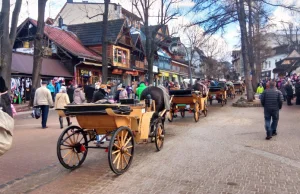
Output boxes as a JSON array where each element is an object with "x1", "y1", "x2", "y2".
[{"x1": 11, "y1": 52, "x2": 73, "y2": 78}]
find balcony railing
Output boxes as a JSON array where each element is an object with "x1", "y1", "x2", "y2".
[{"x1": 135, "y1": 60, "x2": 145, "y2": 69}]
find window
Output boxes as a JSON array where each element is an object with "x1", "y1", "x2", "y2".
[{"x1": 114, "y1": 48, "x2": 128, "y2": 65}]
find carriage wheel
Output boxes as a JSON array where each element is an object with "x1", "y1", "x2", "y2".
[
  {"x1": 57, "y1": 126, "x2": 88, "y2": 170},
  {"x1": 180, "y1": 110, "x2": 185, "y2": 118},
  {"x1": 167, "y1": 111, "x2": 173, "y2": 122},
  {"x1": 203, "y1": 104, "x2": 208, "y2": 117},
  {"x1": 108, "y1": 127, "x2": 135, "y2": 175},
  {"x1": 194, "y1": 102, "x2": 200, "y2": 122},
  {"x1": 155, "y1": 121, "x2": 165, "y2": 151}
]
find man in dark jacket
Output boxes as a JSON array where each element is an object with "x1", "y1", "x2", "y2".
[
  {"x1": 92, "y1": 85, "x2": 107, "y2": 102},
  {"x1": 67, "y1": 85, "x2": 75, "y2": 103},
  {"x1": 285, "y1": 81, "x2": 293, "y2": 106},
  {"x1": 295, "y1": 80, "x2": 300, "y2": 105},
  {"x1": 261, "y1": 81, "x2": 283, "y2": 140}
]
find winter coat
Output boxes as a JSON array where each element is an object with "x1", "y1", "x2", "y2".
[
  {"x1": 55, "y1": 93, "x2": 70, "y2": 109},
  {"x1": 136, "y1": 83, "x2": 147, "y2": 100},
  {"x1": 55, "y1": 82, "x2": 61, "y2": 94},
  {"x1": 73, "y1": 88, "x2": 85, "y2": 104},
  {"x1": 261, "y1": 88, "x2": 283, "y2": 111},
  {"x1": 119, "y1": 89, "x2": 128, "y2": 100},
  {"x1": 67, "y1": 86, "x2": 74, "y2": 103},
  {"x1": 295, "y1": 83, "x2": 300, "y2": 96},
  {"x1": 34, "y1": 86, "x2": 54, "y2": 107},
  {"x1": 285, "y1": 84, "x2": 294, "y2": 96},
  {"x1": 85, "y1": 85, "x2": 95, "y2": 102},
  {"x1": 256, "y1": 86, "x2": 264, "y2": 94},
  {"x1": 92, "y1": 89, "x2": 107, "y2": 102},
  {"x1": 47, "y1": 84, "x2": 55, "y2": 93}
]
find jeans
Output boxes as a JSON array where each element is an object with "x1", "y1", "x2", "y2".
[
  {"x1": 40, "y1": 105, "x2": 49, "y2": 128},
  {"x1": 264, "y1": 109, "x2": 279, "y2": 137}
]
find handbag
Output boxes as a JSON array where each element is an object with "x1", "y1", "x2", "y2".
[
  {"x1": 34, "y1": 106, "x2": 41, "y2": 119},
  {"x1": 0, "y1": 110, "x2": 14, "y2": 156}
]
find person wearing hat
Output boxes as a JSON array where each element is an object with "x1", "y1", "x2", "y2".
[
  {"x1": 55, "y1": 86, "x2": 72, "y2": 128},
  {"x1": 34, "y1": 81, "x2": 54, "y2": 129}
]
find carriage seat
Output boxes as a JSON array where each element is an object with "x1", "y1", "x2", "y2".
[
  {"x1": 169, "y1": 89, "x2": 192, "y2": 97},
  {"x1": 65, "y1": 104, "x2": 131, "y2": 115}
]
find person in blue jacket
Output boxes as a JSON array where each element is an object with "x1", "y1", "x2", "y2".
[{"x1": 47, "y1": 81, "x2": 55, "y2": 102}]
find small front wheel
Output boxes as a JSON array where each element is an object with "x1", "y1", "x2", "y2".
[
  {"x1": 155, "y1": 121, "x2": 165, "y2": 151},
  {"x1": 57, "y1": 126, "x2": 88, "y2": 170},
  {"x1": 108, "y1": 127, "x2": 135, "y2": 175}
]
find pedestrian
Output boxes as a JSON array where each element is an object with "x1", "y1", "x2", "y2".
[
  {"x1": 260, "y1": 81, "x2": 283, "y2": 140},
  {"x1": 73, "y1": 85, "x2": 86, "y2": 104},
  {"x1": 280, "y1": 80, "x2": 287, "y2": 101},
  {"x1": 0, "y1": 77, "x2": 13, "y2": 117},
  {"x1": 84, "y1": 82, "x2": 95, "y2": 103},
  {"x1": 55, "y1": 86, "x2": 71, "y2": 129},
  {"x1": 92, "y1": 84, "x2": 107, "y2": 102},
  {"x1": 34, "y1": 81, "x2": 54, "y2": 129},
  {"x1": 256, "y1": 83, "x2": 264, "y2": 97},
  {"x1": 55, "y1": 80, "x2": 62, "y2": 94},
  {"x1": 119, "y1": 85, "x2": 128, "y2": 100},
  {"x1": 47, "y1": 81, "x2": 55, "y2": 102},
  {"x1": 67, "y1": 84, "x2": 75, "y2": 103},
  {"x1": 114, "y1": 83, "x2": 123, "y2": 102},
  {"x1": 285, "y1": 81, "x2": 293, "y2": 106},
  {"x1": 136, "y1": 82, "x2": 147, "y2": 100},
  {"x1": 295, "y1": 79, "x2": 300, "y2": 105}
]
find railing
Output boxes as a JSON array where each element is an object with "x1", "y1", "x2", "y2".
[{"x1": 135, "y1": 60, "x2": 145, "y2": 69}]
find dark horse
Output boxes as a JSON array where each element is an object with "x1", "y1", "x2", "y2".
[{"x1": 140, "y1": 86, "x2": 169, "y2": 129}]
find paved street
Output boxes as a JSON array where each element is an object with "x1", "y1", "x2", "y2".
[{"x1": 1, "y1": 98, "x2": 300, "y2": 194}]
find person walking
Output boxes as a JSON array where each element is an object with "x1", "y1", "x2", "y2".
[
  {"x1": 0, "y1": 77, "x2": 12, "y2": 117},
  {"x1": 73, "y1": 85, "x2": 86, "y2": 104},
  {"x1": 47, "y1": 81, "x2": 55, "y2": 102},
  {"x1": 92, "y1": 84, "x2": 107, "y2": 102},
  {"x1": 285, "y1": 81, "x2": 293, "y2": 106},
  {"x1": 34, "y1": 81, "x2": 54, "y2": 129},
  {"x1": 280, "y1": 80, "x2": 287, "y2": 101},
  {"x1": 119, "y1": 85, "x2": 128, "y2": 100},
  {"x1": 55, "y1": 86, "x2": 72, "y2": 129},
  {"x1": 136, "y1": 82, "x2": 147, "y2": 100},
  {"x1": 256, "y1": 83, "x2": 264, "y2": 99},
  {"x1": 295, "y1": 79, "x2": 300, "y2": 105},
  {"x1": 260, "y1": 81, "x2": 283, "y2": 140},
  {"x1": 67, "y1": 84, "x2": 75, "y2": 104}
]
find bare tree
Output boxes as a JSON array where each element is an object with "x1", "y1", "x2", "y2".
[
  {"x1": 31, "y1": 0, "x2": 48, "y2": 90},
  {"x1": 132, "y1": 0, "x2": 181, "y2": 85},
  {"x1": 0, "y1": 0, "x2": 22, "y2": 89},
  {"x1": 190, "y1": 0, "x2": 300, "y2": 101}
]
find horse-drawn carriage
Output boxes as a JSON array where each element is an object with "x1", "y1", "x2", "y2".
[
  {"x1": 226, "y1": 82, "x2": 236, "y2": 99},
  {"x1": 56, "y1": 96, "x2": 166, "y2": 175},
  {"x1": 234, "y1": 82, "x2": 245, "y2": 95},
  {"x1": 208, "y1": 86, "x2": 227, "y2": 106},
  {"x1": 168, "y1": 90, "x2": 208, "y2": 122}
]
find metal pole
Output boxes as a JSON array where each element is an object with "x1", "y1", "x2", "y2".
[{"x1": 181, "y1": 44, "x2": 193, "y2": 87}]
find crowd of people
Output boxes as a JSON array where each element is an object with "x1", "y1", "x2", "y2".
[{"x1": 258, "y1": 76, "x2": 300, "y2": 106}]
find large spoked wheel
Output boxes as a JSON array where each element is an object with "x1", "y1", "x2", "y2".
[
  {"x1": 167, "y1": 110, "x2": 173, "y2": 122},
  {"x1": 108, "y1": 127, "x2": 135, "y2": 175},
  {"x1": 155, "y1": 121, "x2": 165, "y2": 151},
  {"x1": 194, "y1": 102, "x2": 200, "y2": 122},
  {"x1": 180, "y1": 110, "x2": 185, "y2": 118},
  {"x1": 57, "y1": 126, "x2": 88, "y2": 170}
]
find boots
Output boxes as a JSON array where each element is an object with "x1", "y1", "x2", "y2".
[
  {"x1": 66, "y1": 117, "x2": 72, "y2": 126},
  {"x1": 59, "y1": 117, "x2": 63, "y2": 129}
]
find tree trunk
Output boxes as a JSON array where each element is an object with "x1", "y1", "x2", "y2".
[
  {"x1": 237, "y1": 0, "x2": 254, "y2": 101},
  {"x1": 144, "y1": 6, "x2": 154, "y2": 85},
  {"x1": 0, "y1": 0, "x2": 22, "y2": 90},
  {"x1": 31, "y1": 0, "x2": 47, "y2": 106},
  {"x1": 101, "y1": 0, "x2": 110, "y2": 84}
]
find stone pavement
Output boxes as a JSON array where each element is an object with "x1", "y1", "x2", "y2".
[{"x1": 1, "y1": 98, "x2": 300, "y2": 194}]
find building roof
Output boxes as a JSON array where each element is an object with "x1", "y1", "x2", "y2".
[
  {"x1": 28, "y1": 18, "x2": 101, "y2": 61},
  {"x1": 11, "y1": 52, "x2": 72, "y2": 77},
  {"x1": 68, "y1": 19, "x2": 126, "y2": 46}
]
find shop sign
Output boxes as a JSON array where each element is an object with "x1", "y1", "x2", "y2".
[
  {"x1": 153, "y1": 66, "x2": 158, "y2": 73},
  {"x1": 112, "y1": 69, "x2": 123, "y2": 75},
  {"x1": 80, "y1": 69, "x2": 91, "y2": 77},
  {"x1": 126, "y1": 71, "x2": 139, "y2": 76},
  {"x1": 173, "y1": 74, "x2": 178, "y2": 78},
  {"x1": 261, "y1": 70, "x2": 271, "y2": 78}
]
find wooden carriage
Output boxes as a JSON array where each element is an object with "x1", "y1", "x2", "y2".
[
  {"x1": 56, "y1": 101, "x2": 165, "y2": 175},
  {"x1": 234, "y1": 83, "x2": 244, "y2": 95},
  {"x1": 208, "y1": 86, "x2": 227, "y2": 106},
  {"x1": 168, "y1": 90, "x2": 208, "y2": 122}
]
